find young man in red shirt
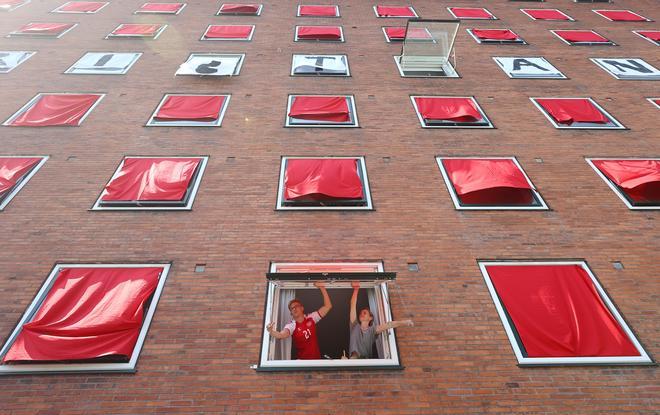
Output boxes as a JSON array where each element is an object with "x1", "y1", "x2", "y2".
[{"x1": 266, "y1": 281, "x2": 332, "y2": 359}]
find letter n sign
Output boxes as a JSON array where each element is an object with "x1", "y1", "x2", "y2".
[
  {"x1": 492, "y1": 57, "x2": 566, "y2": 79},
  {"x1": 591, "y1": 58, "x2": 660, "y2": 80}
]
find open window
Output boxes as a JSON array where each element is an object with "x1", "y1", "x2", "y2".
[
  {"x1": 297, "y1": 5, "x2": 339, "y2": 17},
  {"x1": 92, "y1": 156, "x2": 207, "y2": 210},
  {"x1": 1, "y1": 0, "x2": 30, "y2": 12},
  {"x1": 436, "y1": 157, "x2": 547, "y2": 210},
  {"x1": 0, "y1": 263, "x2": 171, "y2": 374},
  {"x1": 634, "y1": 30, "x2": 660, "y2": 46},
  {"x1": 135, "y1": 2, "x2": 186, "y2": 14},
  {"x1": 106, "y1": 24, "x2": 166, "y2": 39},
  {"x1": 531, "y1": 97, "x2": 624, "y2": 129},
  {"x1": 258, "y1": 262, "x2": 403, "y2": 371},
  {"x1": 593, "y1": 10, "x2": 651, "y2": 22},
  {"x1": 478, "y1": 260, "x2": 653, "y2": 366},
  {"x1": 395, "y1": 19, "x2": 459, "y2": 77},
  {"x1": 382, "y1": 26, "x2": 434, "y2": 42},
  {"x1": 521, "y1": 8, "x2": 573, "y2": 21},
  {"x1": 590, "y1": 58, "x2": 660, "y2": 80},
  {"x1": 0, "y1": 156, "x2": 47, "y2": 211},
  {"x1": 447, "y1": 7, "x2": 496, "y2": 20},
  {"x1": 411, "y1": 96, "x2": 492, "y2": 128},
  {"x1": 0, "y1": 51, "x2": 36, "y2": 73},
  {"x1": 586, "y1": 158, "x2": 660, "y2": 210},
  {"x1": 276, "y1": 157, "x2": 372, "y2": 210},
  {"x1": 493, "y1": 56, "x2": 566, "y2": 79},
  {"x1": 4, "y1": 93, "x2": 104, "y2": 127},
  {"x1": 467, "y1": 29, "x2": 526, "y2": 44},
  {"x1": 285, "y1": 95, "x2": 358, "y2": 127},
  {"x1": 175, "y1": 53, "x2": 244, "y2": 76},
  {"x1": 52, "y1": 1, "x2": 108, "y2": 13},
  {"x1": 8, "y1": 22, "x2": 77, "y2": 38},
  {"x1": 201, "y1": 25, "x2": 254, "y2": 41},
  {"x1": 147, "y1": 94, "x2": 230, "y2": 126},
  {"x1": 374, "y1": 5, "x2": 417, "y2": 18},
  {"x1": 551, "y1": 29, "x2": 615, "y2": 46},
  {"x1": 217, "y1": 3, "x2": 262, "y2": 15},
  {"x1": 291, "y1": 54, "x2": 349, "y2": 76},
  {"x1": 295, "y1": 25, "x2": 344, "y2": 42},
  {"x1": 65, "y1": 52, "x2": 142, "y2": 75}
]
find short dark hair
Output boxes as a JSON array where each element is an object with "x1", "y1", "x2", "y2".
[
  {"x1": 359, "y1": 307, "x2": 374, "y2": 326},
  {"x1": 288, "y1": 299, "x2": 303, "y2": 311}
]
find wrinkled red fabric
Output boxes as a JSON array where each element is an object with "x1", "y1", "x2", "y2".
[
  {"x1": 155, "y1": 95, "x2": 225, "y2": 121},
  {"x1": 638, "y1": 31, "x2": 660, "y2": 41},
  {"x1": 204, "y1": 25, "x2": 252, "y2": 39},
  {"x1": 0, "y1": 158, "x2": 41, "y2": 196},
  {"x1": 536, "y1": 98, "x2": 609, "y2": 125},
  {"x1": 220, "y1": 3, "x2": 259, "y2": 14},
  {"x1": 524, "y1": 9, "x2": 570, "y2": 20},
  {"x1": 414, "y1": 97, "x2": 483, "y2": 123},
  {"x1": 10, "y1": 94, "x2": 101, "y2": 127},
  {"x1": 112, "y1": 24, "x2": 162, "y2": 36},
  {"x1": 555, "y1": 30, "x2": 609, "y2": 43},
  {"x1": 289, "y1": 96, "x2": 350, "y2": 122},
  {"x1": 16, "y1": 23, "x2": 75, "y2": 35},
  {"x1": 285, "y1": 159, "x2": 363, "y2": 200},
  {"x1": 101, "y1": 158, "x2": 200, "y2": 201},
  {"x1": 592, "y1": 160, "x2": 660, "y2": 203},
  {"x1": 450, "y1": 7, "x2": 493, "y2": 19},
  {"x1": 138, "y1": 2, "x2": 184, "y2": 12},
  {"x1": 58, "y1": 1, "x2": 106, "y2": 12},
  {"x1": 297, "y1": 26, "x2": 341, "y2": 40},
  {"x1": 472, "y1": 29, "x2": 519, "y2": 41},
  {"x1": 299, "y1": 5, "x2": 337, "y2": 17},
  {"x1": 385, "y1": 27, "x2": 432, "y2": 40},
  {"x1": 2, "y1": 267, "x2": 163, "y2": 362},
  {"x1": 1, "y1": 0, "x2": 27, "y2": 8},
  {"x1": 487, "y1": 264, "x2": 640, "y2": 358},
  {"x1": 376, "y1": 5, "x2": 415, "y2": 17},
  {"x1": 597, "y1": 10, "x2": 647, "y2": 22}
]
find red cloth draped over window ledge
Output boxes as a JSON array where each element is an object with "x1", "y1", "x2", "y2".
[
  {"x1": 524, "y1": 9, "x2": 570, "y2": 20},
  {"x1": 220, "y1": 3, "x2": 259, "y2": 13},
  {"x1": 139, "y1": 3, "x2": 184, "y2": 12},
  {"x1": 2, "y1": 267, "x2": 162, "y2": 362},
  {"x1": 597, "y1": 10, "x2": 647, "y2": 22},
  {"x1": 442, "y1": 158, "x2": 534, "y2": 205},
  {"x1": 299, "y1": 5, "x2": 336, "y2": 17},
  {"x1": 486, "y1": 264, "x2": 640, "y2": 358},
  {"x1": 536, "y1": 98, "x2": 609, "y2": 125},
  {"x1": 9, "y1": 94, "x2": 101, "y2": 127},
  {"x1": 414, "y1": 97, "x2": 484, "y2": 123},
  {"x1": 638, "y1": 31, "x2": 660, "y2": 41},
  {"x1": 297, "y1": 26, "x2": 341, "y2": 40},
  {"x1": 555, "y1": 30, "x2": 609, "y2": 43},
  {"x1": 472, "y1": 29, "x2": 519, "y2": 41},
  {"x1": 284, "y1": 159, "x2": 363, "y2": 201},
  {"x1": 112, "y1": 24, "x2": 161, "y2": 36},
  {"x1": 592, "y1": 160, "x2": 660, "y2": 203},
  {"x1": 376, "y1": 5, "x2": 415, "y2": 17},
  {"x1": 204, "y1": 25, "x2": 252, "y2": 39},
  {"x1": 16, "y1": 23, "x2": 74, "y2": 35},
  {"x1": 289, "y1": 96, "x2": 350, "y2": 122},
  {"x1": 385, "y1": 27, "x2": 431, "y2": 40},
  {"x1": 154, "y1": 95, "x2": 225, "y2": 122},
  {"x1": 450, "y1": 7, "x2": 493, "y2": 19},
  {"x1": 1, "y1": 0, "x2": 27, "y2": 8},
  {"x1": 58, "y1": 2, "x2": 106, "y2": 12},
  {"x1": 0, "y1": 158, "x2": 41, "y2": 196}
]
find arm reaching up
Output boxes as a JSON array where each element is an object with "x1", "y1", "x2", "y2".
[
  {"x1": 350, "y1": 281, "x2": 359, "y2": 325},
  {"x1": 314, "y1": 281, "x2": 332, "y2": 317}
]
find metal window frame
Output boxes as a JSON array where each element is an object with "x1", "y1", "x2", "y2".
[
  {"x1": 492, "y1": 56, "x2": 567, "y2": 79},
  {"x1": 51, "y1": 1, "x2": 109, "y2": 14},
  {"x1": 285, "y1": 94, "x2": 359, "y2": 127},
  {"x1": 590, "y1": 57, "x2": 660, "y2": 80},
  {"x1": 520, "y1": 8, "x2": 574, "y2": 21},
  {"x1": 294, "y1": 25, "x2": 344, "y2": 42},
  {"x1": 200, "y1": 24, "x2": 255, "y2": 41},
  {"x1": 8, "y1": 22, "x2": 78, "y2": 38},
  {"x1": 0, "y1": 156, "x2": 48, "y2": 211},
  {"x1": 3, "y1": 92, "x2": 105, "y2": 127},
  {"x1": 585, "y1": 157, "x2": 660, "y2": 210},
  {"x1": 411, "y1": 96, "x2": 493, "y2": 129},
  {"x1": 216, "y1": 3, "x2": 262, "y2": 16},
  {"x1": 290, "y1": 54, "x2": 349, "y2": 76},
  {"x1": 593, "y1": 9, "x2": 651, "y2": 22},
  {"x1": 551, "y1": 29, "x2": 616, "y2": 46},
  {"x1": 632, "y1": 30, "x2": 660, "y2": 46},
  {"x1": 146, "y1": 94, "x2": 231, "y2": 127},
  {"x1": 373, "y1": 5, "x2": 418, "y2": 18},
  {"x1": 447, "y1": 7, "x2": 497, "y2": 20},
  {"x1": 296, "y1": 4, "x2": 339, "y2": 18},
  {"x1": 64, "y1": 52, "x2": 142, "y2": 75},
  {"x1": 175, "y1": 53, "x2": 245, "y2": 76},
  {"x1": 134, "y1": 2, "x2": 187, "y2": 14},
  {"x1": 394, "y1": 55, "x2": 458, "y2": 78},
  {"x1": 467, "y1": 28, "x2": 526, "y2": 44},
  {"x1": 106, "y1": 23, "x2": 167, "y2": 39},
  {"x1": 0, "y1": 51, "x2": 36, "y2": 73},
  {"x1": 530, "y1": 97, "x2": 625, "y2": 130}
]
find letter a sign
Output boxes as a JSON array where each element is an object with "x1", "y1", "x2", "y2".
[{"x1": 493, "y1": 57, "x2": 566, "y2": 79}]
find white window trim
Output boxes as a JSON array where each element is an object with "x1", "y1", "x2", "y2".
[
  {"x1": 550, "y1": 29, "x2": 616, "y2": 46},
  {"x1": 294, "y1": 25, "x2": 344, "y2": 42},
  {"x1": 436, "y1": 156, "x2": 548, "y2": 210},
  {"x1": 201, "y1": 24, "x2": 255, "y2": 41},
  {"x1": 91, "y1": 156, "x2": 208, "y2": 211},
  {"x1": 466, "y1": 28, "x2": 526, "y2": 44},
  {"x1": 134, "y1": 2, "x2": 187, "y2": 14},
  {"x1": 478, "y1": 260, "x2": 653, "y2": 366},
  {"x1": 447, "y1": 7, "x2": 497, "y2": 20},
  {"x1": 146, "y1": 94, "x2": 230, "y2": 127},
  {"x1": 0, "y1": 263, "x2": 172, "y2": 375},
  {"x1": 216, "y1": 3, "x2": 262, "y2": 16},
  {"x1": 410, "y1": 96, "x2": 493, "y2": 129},
  {"x1": 296, "y1": 4, "x2": 339, "y2": 18},
  {"x1": 0, "y1": 51, "x2": 36, "y2": 73},
  {"x1": 520, "y1": 8, "x2": 574, "y2": 21},
  {"x1": 51, "y1": 1, "x2": 109, "y2": 14},
  {"x1": 3, "y1": 92, "x2": 105, "y2": 127},
  {"x1": 0, "y1": 156, "x2": 48, "y2": 211},
  {"x1": 64, "y1": 52, "x2": 142, "y2": 75},
  {"x1": 574, "y1": 0, "x2": 611, "y2": 3},
  {"x1": 492, "y1": 56, "x2": 567, "y2": 79},
  {"x1": 175, "y1": 53, "x2": 245, "y2": 76},
  {"x1": 106, "y1": 23, "x2": 167, "y2": 39},
  {"x1": 633, "y1": 30, "x2": 660, "y2": 46},
  {"x1": 285, "y1": 94, "x2": 359, "y2": 128},
  {"x1": 9, "y1": 23, "x2": 78, "y2": 38},
  {"x1": 276, "y1": 156, "x2": 373, "y2": 211},
  {"x1": 589, "y1": 57, "x2": 660, "y2": 80},
  {"x1": 648, "y1": 97, "x2": 660, "y2": 110},
  {"x1": 593, "y1": 9, "x2": 651, "y2": 22},
  {"x1": 372, "y1": 5, "x2": 418, "y2": 18},
  {"x1": 585, "y1": 157, "x2": 660, "y2": 210},
  {"x1": 1, "y1": 0, "x2": 30, "y2": 12},
  {"x1": 290, "y1": 54, "x2": 349, "y2": 76},
  {"x1": 530, "y1": 97, "x2": 625, "y2": 130},
  {"x1": 393, "y1": 56, "x2": 459, "y2": 78}
]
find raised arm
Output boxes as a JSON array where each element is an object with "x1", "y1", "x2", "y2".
[
  {"x1": 375, "y1": 319, "x2": 414, "y2": 335},
  {"x1": 266, "y1": 322, "x2": 291, "y2": 339},
  {"x1": 314, "y1": 281, "x2": 332, "y2": 317},
  {"x1": 350, "y1": 281, "x2": 359, "y2": 325}
]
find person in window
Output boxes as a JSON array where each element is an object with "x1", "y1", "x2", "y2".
[
  {"x1": 347, "y1": 281, "x2": 413, "y2": 359},
  {"x1": 266, "y1": 281, "x2": 332, "y2": 360}
]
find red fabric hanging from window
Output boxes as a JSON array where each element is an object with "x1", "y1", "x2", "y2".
[
  {"x1": 299, "y1": 5, "x2": 336, "y2": 17},
  {"x1": 1, "y1": 0, "x2": 27, "y2": 8},
  {"x1": 297, "y1": 26, "x2": 341, "y2": 40},
  {"x1": 2, "y1": 267, "x2": 162, "y2": 362},
  {"x1": 17, "y1": 22, "x2": 75, "y2": 35},
  {"x1": 486, "y1": 264, "x2": 640, "y2": 358},
  {"x1": 376, "y1": 5, "x2": 415, "y2": 17},
  {"x1": 597, "y1": 10, "x2": 647, "y2": 22},
  {"x1": 442, "y1": 158, "x2": 534, "y2": 205},
  {"x1": 154, "y1": 95, "x2": 225, "y2": 122},
  {"x1": 472, "y1": 29, "x2": 519, "y2": 41},
  {"x1": 112, "y1": 24, "x2": 161, "y2": 36},
  {"x1": 555, "y1": 30, "x2": 609, "y2": 43},
  {"x1": 220, "y1": 3, "x2": 259, "y2": 13},
  {"x1": 138, "y1": 3, "x2": 184, "y2": 12},
  {"x1": 9, "y1": 94, "x2": 101, "y2": 127},
  {"x1": 524, "y1": 9, "x2": 570, "y2": 20},
  {"x1": 450, "y1": 7, "x2": 493, "y2": 19},
  {"x1": 0, "y1": 158, "x2": 41, "y2": 196},
  {"x1": 204, "y1": 25, "x2": 252, "y2": 39},
  {"x1": 289, "y1": 96, "x2": 350, "y2": 122},
  {"x1": 385, "y1": 27, "x2": 431, "y2": 40},
  {"x1": 592, "y1": 160, "x2": 660, "y2": 203},
  {"x1": 536, "y1": 98, "x2": 609, "y2": 125},
  {"x1": 638, "y1": 31, "x2": 660, "y2": 41},
  {"x1": 58, "y1": 1, "x2": 106, "y2": 12},
  {"x1": 101, "y1": 158, "x2": 200, "y2": 201},
  {"x1": 284, "y1": 159, "x2": 363, "y2": 200},
  {"x1": 414, "y1": 97, "x2": 483, "y2": 123}
]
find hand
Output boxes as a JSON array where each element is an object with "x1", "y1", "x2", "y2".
[
  {"x1": 266, "y1": 322, "x2": 275, "y2": 333},
  {"x1": 351, "y1": 281, "x2": 360, "y2": 289},
  {"x1": 405, "y1": 320, "x2": 414, "y2": 327},
  {"x1": 314, "y1": 281, "x2": 326, "y2": 289}
]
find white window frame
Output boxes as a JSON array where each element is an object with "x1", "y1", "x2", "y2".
[
  {"x1": 585, "y1": 157, "x2": 660, "y2": 210},
  {"x1": 91, "y1": 156, "x2": 208, "y2": 211},
  {"x1": 216, "y1": 3, "x2": 262, "y2": 16},
  {"x1": 648, "y1": 97, "x2": 660, "y2": 110},
  {"x1": 530, "y1": 97, "x2": 625, "y2": 130},
  {"x1": 574, "y1": 0, "x2": 610, "y2": 3},
  {"x1": 394, "y1": 55, "x2": 458, "y2": 78},
  {"x1": 134, "y1": 2, "x2": 187, "y2": 14},
  {"x1": 590, "y1": 58, "x2": 660, "y2": 80},
  {"x1": 146, "y1": 94, "x2": 230, "y2": 127},
  {"x1": 411, "y1": 96, "x2": 493, "y2": 129},
  {"x1": 633, "y1": 30, "x2": 660, "y2": 46},
  {"x1": 106, "y1": 23, "x2": 167, "y2": 39},
  {"x1": 0, "y1": 51, "x2": 36, "y2": 73},
  {"x1": 436, "y1": 156, "x2": 548, "y2": 210},
  {"x1": 447, "y1": 7, "x2": 497, "y2": 20},
  {"x1": 294, "y1": 25, "x2": 344, "y2": 42},
  {"x1": 467, "y1": 28, "x2": 526, "y2": 44},
  {"x1": 492, "y1": 56, "x2": 566, "y2": 79},
  {"x1": 593, "y1": 9, "x2": 651, "y2": 22},
  {"x1": 8, "y1": 22, "x2": 78, "y2": 38},
  {"x1": 3, "y1": 92, "x2": 105, "y2": 127},
  {"x1": 51, "y1": 1, "x2": 109, "y2": 14},
  {"x1": 276, "y1": 156, "x2": 373, "y2": 210},
  {"x1": 551, "y1": 29, "x2": 616, "y2": 46},
  {"x1": 0, "y1": 263, "x2": 172, "y2": 375},
  {"x1": 0, "y1": 156, "x2": 48, "y2": 211},
  {"x1": 201, "y1": 24, "x2": 255, "y2": 41},
  {"x1": 1, "y1": 0, "x2": 30, "y2": 12},
  {"x1": 290, "y1": 54, "x2": 349, "y2": 76},
  {"x1": 373, "y1": 5, "x2": 418, "y2": 18},
  {"x1": 478, "y1": 260, "x2": 653, "y2": 366},
  {"x1": 175, "y1": 53, "x2": 245, "y2": 77},
  {"x1": 64, "y1": 52, "x2": 142, "y2": 75},
  {"x1": 285, "y1": 94, "x2": 358, "y2": 127},
  {"x1": 520, "y1": 8, "x2": 574, "y2": 21},
  {"x1": 296, "y1": 4, "x2": 339, "y2": 18}
]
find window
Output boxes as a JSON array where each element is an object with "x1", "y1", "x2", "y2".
[
  {"x1": 175, "y1": 53, "x2": 244, "y2": 76},
  {"x1": 574, "y1": 0, "x2": 610, "y2": 3},
  {"x1": 65, "y1": 52, "x2": 142, "y2": 75},
  {"x1": 201, "y1": 25, "x2": 254, "y2": 41},
  {"x1": 0, "y1": 156, "x2": 47, "y2": 211},
  {"x1": 411, "y1": 96, "x2": 493, "y2": 128},
  {"x1": 649, "y1": 98, "x2": 660, "y2": 110},
  {"x1": 1, "y1": 0, "x2": 30, "y2": 12},
  {"x1": 467, "y1": 29, "x2": 526, "y2": 44},
  {"x1": 0, "y1": 263, "x2": 172, "y2": 374},
  {"x1": 478, "y1": 260, "x2": 653, "y2": 366},
  {"x1": 551, "y1": 30, "x2": 615, "y2": 45},
  {"x1": 590, "y1": 58, "x2": 660, "y2": 80},
  {"x1": 258, "y1": 262, "x2": 403, "y2": 370},
  {"x1": 531, "y1": 97, "x2": 624, "y2": 129},
  {"x1": 135, "y1": 2, "x2": 186, "y2": 14},
  {"x1": 51, "y1": 1, "x2": 108, "y2": 13},
  {"x1": 436, "y1": 157, "x2": 547, "y2": 210},
  {"x1": 521, "y1": 8, "x2": 573, "y2": 21},
  {"x1": 295, "y1": 25, "x2": 344, "y2": 42},
  {"x1": 217, "y1": 3, "x2": 262, "y2": 15},
  {"x1": 285, "y1": 95, "x2": 358, "y2": 127},
  {"x1": 291, "y1": 54, "x2": 349, "y2": 76},
  {"x1": 586, "y1": 158, "x2": 660, "y2": 210},
  {"x1": 106, "y1": 24, "x2": 166, "y2": 39},
  {"x1": 8, "y1": 22, "x2": 77, "y2": 38},
  {"x1": 394, "y1": 19, "x2": 460, "y2": 77},
  {"x1": 634, "y1": 30, "x2": 660, "y2": 46},
  {"x1": 0, "y1": 51, "x2": 35, "y2": 73},
  {"x1": 382, "y1": 26, "x2": 433, "y2": 42},
  {"x1": 276, "y1": 157, "x2": 372, "y2": 210},
  {"x1": 147, "y1": 94, "x2": 230, "y2": 126},
  {"x1": 297, "y1": 5, "x2": 339, "y2": 17},
  {"x1": 374, "y1": 5, "x2": 417, "y2": 18},
  {"x1": 92, "y1": 156, "x2": 207, "y2": 210},
  {"x1": 593, "y1": 10, "x2": 651, "y2": 22},
  {"x1": 447, "y1": 7, "x2": 496, "y2": 20},
  {"x1": 492, "y1": 56, "x2": 566, "y2": 79},
  {"x1": 4, "y1": 93, "x2": 104, "y2": 127}
]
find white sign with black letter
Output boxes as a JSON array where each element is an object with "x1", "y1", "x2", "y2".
[
  {"x1": 591, "y1": 58, "x2": 660, "y2": 80},
  {"x1": 0, "y1": 51, "x2": 35, "y2": 73},
  {"x1": 176, "y1": 54, "x2": 244, "y2": 76},
  {"x1": 493, "y1": 56, "x2": 566, "y2": 79},
  {"x1": 66, "y1": 52, "x2": 142, "y2": 75}
]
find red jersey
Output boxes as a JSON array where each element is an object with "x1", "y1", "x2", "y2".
[{"x1": 285, "y1": 311, "x2": 322, "y2": 360}]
